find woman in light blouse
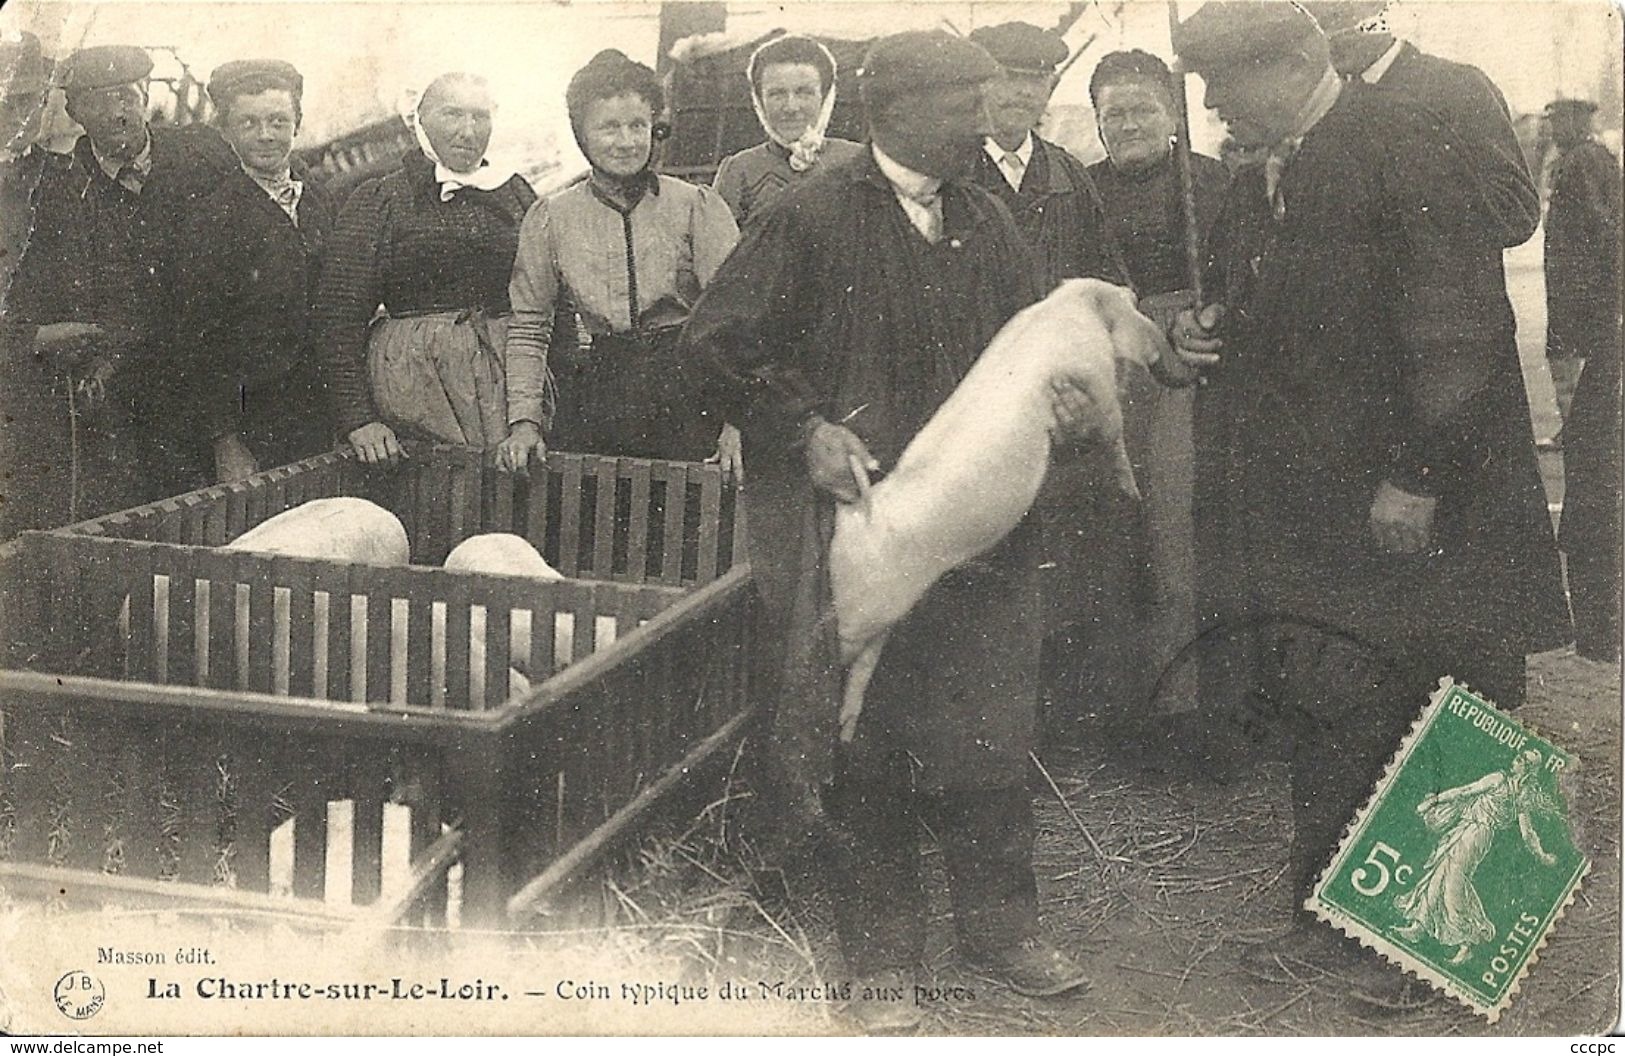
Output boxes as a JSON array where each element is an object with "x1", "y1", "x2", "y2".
[{"x1": 499, "y1": 49, "x2": 740, "y2": 475}]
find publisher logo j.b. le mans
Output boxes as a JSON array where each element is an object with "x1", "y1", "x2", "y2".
[{"x1": 55, "y1": 971, "x2": 106, "y2": 1020}]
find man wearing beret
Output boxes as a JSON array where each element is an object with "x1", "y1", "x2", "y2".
[
  {"x1": 964, "y1": 20, "x2": 1152, "y2": 748},
  {"x1": 4, "y1": 43, "x2": 231, "y2": 529},
  {"x1": 1542, "y1": 97, "x2": 1621, "y2": 663},
  {"x1": 683, "y1": 29, "x2": 1091, "y2": 1030},
  {"x1": 1165, "y1": 0, "x2": 1568, "y2": 1008},
  {"x1": 172, "y1": 59, "x2": 335, "y2": 486},
  {"x1": 1300, "y1": 1, "x2": 1540, "y2": 251}
]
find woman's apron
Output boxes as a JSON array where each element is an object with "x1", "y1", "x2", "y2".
[{"x1": 367, "y1": 308, "x2": 510, "y2": 448}]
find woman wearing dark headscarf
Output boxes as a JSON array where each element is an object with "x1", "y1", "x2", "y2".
[
  {"x1": 711, "y1": 35, "x2": 863, "y2": 226},
  {"x1": 498, "y1": 49, "x2": 740, "y2": 475},
  {"x1": 315, "y1": 71, "x2": 535, "y2": 464}
]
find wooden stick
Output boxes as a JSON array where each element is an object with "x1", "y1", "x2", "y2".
[
  {"x1": 1029, "y1": 750, "x2": 1127, "y2": 863},
  {"x1": 1167, "y1": 0, "x2": 1205, "y2": 302}
]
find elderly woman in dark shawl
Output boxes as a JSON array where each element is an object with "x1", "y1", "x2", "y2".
[{"x1": 711, "y1": 35, "x2": 864, "y2": 226}]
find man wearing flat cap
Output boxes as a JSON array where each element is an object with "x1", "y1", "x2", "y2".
[
  {"x1": 965, "y1": 22, "x2": 1151, "y2": 744},
  {"x1": 1542, "y1": 97, "x2": 1621, "y2": 663},
  {"x1": 5, "y1": 42, "x2": 231, "y2": 528},
  {"x1": 171, "y1": 59, "x2": 335, "y2": 487},
  {"x1": 1165, "y1": 0, "x2": 1568, "y2": 1007},
  {"x1": 683, "y1": 28, "x2": 1092, "y2": 1030}
]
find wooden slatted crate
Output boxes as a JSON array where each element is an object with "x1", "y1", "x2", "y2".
[{"x1": 0, "y1": 446, "x2": 756, "y2": 933}]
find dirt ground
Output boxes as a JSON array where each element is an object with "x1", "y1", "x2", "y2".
[{"x1": 584, "y1": 643, "x2": 1618, "y2": 1037}]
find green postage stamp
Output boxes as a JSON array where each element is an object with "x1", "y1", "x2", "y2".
[{"x1": 1309, "y1": 679, "x2": 1591, "y2": 1022}]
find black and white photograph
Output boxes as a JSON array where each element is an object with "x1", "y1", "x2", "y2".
[{"x1": 0, "y1": 0, "x2": 1619, "y2": 1038}]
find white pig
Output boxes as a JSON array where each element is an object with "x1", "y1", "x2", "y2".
[
  {"x1": 829, "y1": 278, "x2": 1168, "y2": 741},
  {"x1": 441, "y1": 533, "x2": 564, "y2": 704}
]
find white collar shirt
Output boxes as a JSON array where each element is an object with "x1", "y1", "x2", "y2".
[{"x1": 873, "y1": 143, "x2": 945, "y2": 244}]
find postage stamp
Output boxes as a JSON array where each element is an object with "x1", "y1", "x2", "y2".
[{"x1": 1308, "y1": 678, "x2": 1591, "y2": 1022}]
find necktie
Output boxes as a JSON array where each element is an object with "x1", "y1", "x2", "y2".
[
  {"x1": 1264, "y1": 138, "x2": 1302, "y2": 222},
  {"x1": 901, "y1": 188, "x2": 943, "y2": 244},
  {"x1": 115, "y1": 164, "x2": 144, "y2": 194},
  {"x1": 1000, "y1": 150, "x2": 1027, "y2": 192}
]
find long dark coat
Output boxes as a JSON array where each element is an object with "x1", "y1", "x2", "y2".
[
  {"x1": 4, "y1": 126, "x2": 233, "y2": 524},
  {"x1": 1545, "y1": 139, "x2": 1622, "y2": 362},
  {"x1": 1333, "y1": 37, "x2": 1539, "y2": 250},
  {"x1": 1195, "y1": 83, "x2": 1570, "y2": 669},
  {"x1": 173, "y1": 166, "x2": 336, "y2": 478},
  {"x1": 681, "y1": 147, "x2": 1044, "y2": 811}
]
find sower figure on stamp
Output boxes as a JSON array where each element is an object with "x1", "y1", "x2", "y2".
[
  {"x1": 682, "y1": 30, "x2": 1093, "y2": 1032},
  {"x1": 1166, "y1": 1, "x2": 1570, "y2": 1009},
  {"x1": 964, "y1": 21, "x2": 1151, "y2": 748},
  {"x1": 4, "y1": 45, "x2": 231, "y2": 527}
]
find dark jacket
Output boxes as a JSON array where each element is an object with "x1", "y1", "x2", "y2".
[
  {"x1": 1544, "y1": 138, "x2": 1622, "y2": 361},
  {"x1": 7, "y1": 126, "x2": 232, "y2": 335},
  {"x1": 313, "y1": 149, "x2": 536, "y2": 436},
  {"x1": 1333, "y1": 36, "x2": 1539, "y2": 249},
  {"x1": 173, "y1": 165, "x2": 336, "y2": 454},
  {"x1": 682, "y1": 146, "x2": 1044, "y2": 806},
  {"x1": 969, "y1": 135, "x2": 1130, "y2": 290},
  {"x1": 1088, "y1": 150, "x2": 1230, "y2": 297},
  {"x1": 1195, "y1": 82, "x2": 1569, "y2": 661}
]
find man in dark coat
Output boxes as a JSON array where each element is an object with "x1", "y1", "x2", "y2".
[
  {"x1": 1543, "y1": 98, "x2": 1622, "y2": 660},
  {"x1": 1168, "y1": 1, "x2": 1570, "y2": 1006},
  {"x1": 173, "y1": 59, "x2": 335, "y2": 485},
  {"x1": 965, "y1": 21, "x2": 1146, "y2": 737},
  {"x1": 0, "y1": 31, "x2": 59, "y2": 541},
  {"x1": 682, "y1": 30, "x2": 1092, "y2": 1031},
  {"x1": 1302, "y1": 1, "x2": 1540, "y2": 251},
  {"x1": 4, "y1": 44, "x2": 231, "y2": 528}
]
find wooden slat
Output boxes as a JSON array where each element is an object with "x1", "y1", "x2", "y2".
[
  {"x1": 179, "y1": 495, "x2": 210, "y2": 545},
  {"x1": 229, "y1": 735, "x2": 277, "y2": 894},
  {"x1": 245, "y1": 480, "x2": 269, "y2": 536},
  {"x1": 482, "y1": 590, "x2": 511, "y2": 712},
  {"x1": 447, "y1": 739, "x2": 505, "y2": 927},
  {"x1": 448, "y1": 457, "x2": 475, "y2": 554},
  {"x1": 350, "y1": 750, "x2": 388, "y2": 907},
  {"x1": 625, "y1": 462, "x2": 653, "y2": 584},
  {"x1": 114, "y1": 719, "x2": 167, "y2": 880},
  {"x1": 41, "y1": 534, "x2": 83, "y2": 673},
  {"x1": 284, "y1": 556, "x2": 317, "y2": 699},
  {"x1": 154, "y1": 548, "x2": 198, "y2": 687},
  {"x1": 524, "y1": 462, "x2": 552, "y2": 560},
  {"x1": 697, "y1": 466, "x2": 723, "y2": 584},
  {"x1": 61, "y1": 711, "x2": 116, "y2": 873},
  {"x1": 573, "y1": 584, "x2": 598, "y2": 664},
  {"x1": 200, "y1": 551, "x2": 236, "y2": 692},
  {"x1": 172, "y1": 728, "x2": 224, "y2": 886},
  {"x1": 591, "y1": 457, "x2": 618, "y2": 579},
  {"x1": 415, "y1": 457, "x2": 448, "y2": 566},
  {"x1": 290, "y1": 740, "x2": 329, "y2": 900},
  {"x1": 245, "y1": 552, "x2": 276, "y2": 695},
  {"x1": 405, "y1": 569, "x2": 435, "y2": 710},
  {"x1": 443, "y1": 572, "x2": 471, "y2": 711},
  {"x1": 0, "y1": 861, "x2": 357, "y2": 924},
  {"x1": 202, "y1": 492, "x2": 230, "y2": 546},
  {"x1": 405, "y1": 747, "x2": 446, "y2": 926},
  {"x1": 363, "y1": 567, "x2": 393, "y2": 706},
  {"x1": 492, "y1": 463, "x2": 516, "y2": 536},
  {"x1": 225, "y1": 486, "x2": 250, "y2": 541},
  {"x1": 558, "y1": 458, "x2": 584, "y2": 576},
  {"x1": 526, "y1": 592, "x2": 556, "y2": 689},
  {"x1": 660, "y1": 465, "x2": 686, "y2": 586},
  {"x1": 311, "y1": 562, "x2": 351, "y2": 703}
]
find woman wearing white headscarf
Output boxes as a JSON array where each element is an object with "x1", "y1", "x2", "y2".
[
  {"x1": 314, "y1": 71, "x2": 540, "y2": 463},
  {"x1": 711, "y1": 35, "x2": 864, "y2": 226}
]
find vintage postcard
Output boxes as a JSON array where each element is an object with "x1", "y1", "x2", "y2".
[{"x1": 0, "y1": 0, "x2": 1619, "y2": 1039}]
